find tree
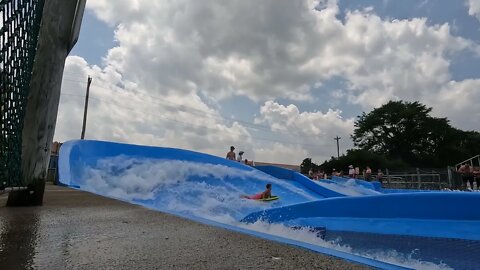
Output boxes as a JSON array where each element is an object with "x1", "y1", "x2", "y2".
[
  {"x1": 300, "y1": 158, "x2": 312, "y2": 174},
  {"x1": 319, "y1": 149, "x2": 409, "y2": 174},
  {"x1": 351, "y1": 101, "x2": 475, "y2": 167},
  {"x1": 301, "y1": 158, "x2": 325, "y2": 174}
]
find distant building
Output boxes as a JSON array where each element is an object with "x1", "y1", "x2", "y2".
[
  {"x1": 51, "y1": 141, "x2": 62, "y2": 155},
  {"x1": 254, "y1": 161, "x2": 300, "y2": 172}
]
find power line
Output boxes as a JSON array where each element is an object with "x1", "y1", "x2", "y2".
[
  {"x1": 59, "y1": 92, "x2": 328, "y2": 148},
  {"x1": 63, "y1": 85, "x2": 319, "y2": 139},
  {"x1": 61, "y1": 73, "x2": 321, "y2": 138}
]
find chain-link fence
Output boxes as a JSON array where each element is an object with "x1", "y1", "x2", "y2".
[{"x1": 0, "y1": 0, "x2": 44, "y2": 189}]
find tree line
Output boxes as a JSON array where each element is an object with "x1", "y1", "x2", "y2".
[{"x1": 302, "y1": 100, "x2": 480, "y2": 174}]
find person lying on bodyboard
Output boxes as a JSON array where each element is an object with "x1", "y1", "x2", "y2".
[{"x1": 241, "y1": 183, "x2": 277, "y2": 201}]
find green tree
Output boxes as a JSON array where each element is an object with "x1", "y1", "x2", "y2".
[
  {"x1": 351, "y1": 100, "x2": 471, "y2": 167},
  {"x1": 319, "y1": 149, "x2": 409, "y2": 174},
  {"x1": 300, "y1": 158, "x2": 312, "y2": 174},
  {"x1": 300, "y1": 158, "x2": 322, "y2": 174}
]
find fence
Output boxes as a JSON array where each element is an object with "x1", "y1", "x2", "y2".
[
  {"x1": 379, "y1": 168, "x2": 449, "y2": 190},
  {"x1": 0, "y1": 0, "x2": 45, "y2": 189}
]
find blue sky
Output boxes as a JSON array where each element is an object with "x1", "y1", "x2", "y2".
[{"x1": 56, "y1": 0, "x2": 480, "y2": 164}]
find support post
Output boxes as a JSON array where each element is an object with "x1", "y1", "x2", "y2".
[
  {"x1": 416, "y1": 168, "x2": 421, "y2": 189},
  {"x1": 447, "y1": 166, "x2": 452, "y2": 189},
  {"x1": 7, "y1": 0, "x2": 84, "y2": 206},
  {"x1": 386, "y1": 168, "x2": 390, "y2": 186}
]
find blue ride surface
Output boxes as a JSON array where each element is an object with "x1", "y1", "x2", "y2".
[{"x1": 59, "y1": 140, "x2": 480, "y2": 270}]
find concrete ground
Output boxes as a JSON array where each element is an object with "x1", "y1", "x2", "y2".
[{"x1": 0, "y1": 183, "x2": 372, "y2": 270}]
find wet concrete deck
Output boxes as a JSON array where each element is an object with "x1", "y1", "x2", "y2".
[{"x1": 0, "y1": 183, "x2": 371, "y2": 269}]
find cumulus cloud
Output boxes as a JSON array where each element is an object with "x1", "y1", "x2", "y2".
[
  {"x1": 255, "y1": 101, "x2": 355, "y2": 162},
  {"x1": 56, "y1": 0, "x2": 480, "y2": 165},
  {"x1": 56, "y1": 56, "x2": 251, "y2": 158},
  {"x1": 427, "y1": 79, "x2": 480, "y2": 129},
  {"x1": 85, "y1": 1, "x2": 479, "y2": 127},
  {"x1": 467, "y1": 0, "x2": 480, "y2": 20}
]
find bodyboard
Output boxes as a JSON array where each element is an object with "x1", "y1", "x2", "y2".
[{"x1": 257, "y1": 196, "x2": 279, "y2": 202}]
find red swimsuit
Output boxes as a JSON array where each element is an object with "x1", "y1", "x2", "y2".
[{"x1": 248, "y1": 193, "x2": 264, "y2": 200}]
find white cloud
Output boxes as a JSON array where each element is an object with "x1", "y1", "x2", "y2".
[
  {"x1": 85, "y1": 1, "x2": 479, "y2": 128},
  {"x1": 56, "y1": 0, "x2": 480, "y2": 166},
  {"x1": 467, "y1": 0, "x2": 480, "y2": 20},
  {"x1": 255, "y1": 101, "x2": 355, "y2": 162},
  {"x1": 427, "y1": 79, "x2": 480, "y2": 129},
  {"x1": 56, "y1": 56, "x2": 251, "y2": 158}
]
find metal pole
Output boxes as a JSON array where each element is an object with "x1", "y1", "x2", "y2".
[
  {"x1": 386, "y1": 168, "x2": 390, "y2": 186},
  {"x1": 81, "y1": 76, "x2": 92, "y2": 139},
  {"x1": 334, "y1": 136, "x2": 341, "y2": 158},
  {"x1": 447, "y1": 166, "x2": 452, "y2": 189},
  {"x1": 416, "y1": 168, "x2": 421, "y2": 189}
]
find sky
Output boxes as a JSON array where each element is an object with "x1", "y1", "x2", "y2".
[{"x1": 55, "y1": 0, "x2": 480, "y2": 165}]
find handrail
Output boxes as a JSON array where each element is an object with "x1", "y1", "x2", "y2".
[{"x1": 455, "y1": 154, "x2": 480, "y2": 169}]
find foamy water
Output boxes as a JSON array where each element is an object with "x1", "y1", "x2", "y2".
[
  {"x1": 315, "y1": 179, "x2": 382, "y2": 196},
  {"x1": 79, "y1": 156, "x2": 453, "y2": 270}
]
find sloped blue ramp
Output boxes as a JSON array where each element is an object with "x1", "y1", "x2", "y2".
[{"x1": 58, "y1": 140, "x2": 479, "y2": 269}]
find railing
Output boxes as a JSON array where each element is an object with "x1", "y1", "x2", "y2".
[
  {"x1": 46, "y1": 154, "x2": 59, "y2": 184},
  {"x1": 380, "y1": 169, "x2": 447, "y2": 190},
  {"x1": 367, "y1": 168, "x2": 448, "y2": 190},
  {"x1": 455, "y1": 154, "x2": 480, "y2": 169}
]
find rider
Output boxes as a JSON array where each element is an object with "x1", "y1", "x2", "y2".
[{"x1": 241, "y1": 183, "x2": 272, "y2": 200}]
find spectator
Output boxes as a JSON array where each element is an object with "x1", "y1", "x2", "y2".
[
  {"x1": 318, "y1": 170, "x2": 325, "y2": 180},
  {"x1": 244, "y1": 159, "x2": 255, "y2": 166},
  {"x1": 460, "y1": 163, "x2": 474, "y2": 190},
  {"x1": 226, "y1": 146, "x2": 236, "y2": 160},
  {"x1": 237, "y1": 151, "x2": 244, "y2": 162},
  {"x1": 348, "y1": 165, "x2": 355, "y2": 178},
  {"x1": 308, "y1": 169, "x2": 314, "y2": 179},
  {"x1": 355, "y1": 167, "x2": 360, "y2": 178},
  {"x1": 377, "y1": 169, "x2": 384, "y2": 183},
  {"x1": 474, "y1": 167, "x2": 480, "y2": 190},
  {"x1": 365, "y1": 166, "x2": 372, "y2": 181}
]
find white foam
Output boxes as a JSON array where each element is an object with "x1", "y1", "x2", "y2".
[
  {"x1": 84, "y1": 156, "x2": 276, "y2": 200},
  {"x1": 314, "y1": 179, "x2": 381, "y2": 196}
]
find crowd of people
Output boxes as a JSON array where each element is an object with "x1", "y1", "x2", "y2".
[
  {"x1": 308, "y1": 165, "x2": 384, "y2": 182},
  {"x1": 226, "y1": 145, "x2": 480, "y2": 190}
]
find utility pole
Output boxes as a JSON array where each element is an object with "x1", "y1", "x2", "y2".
[
  {"x1": 81, "y1": 76, "x2": 92, "y2": 139},
  {"x1": 334, "y1": 136, "x2": 341, "y2": 158}
]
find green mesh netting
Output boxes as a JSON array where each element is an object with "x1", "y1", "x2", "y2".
[{"x1": 0, "y1": 0, "x2": 44, "y2": 189}]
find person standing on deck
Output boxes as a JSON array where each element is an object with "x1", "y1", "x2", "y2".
[
  {"x1": 226, "y1": 146, "x2": 236, "y2": 160},
  {"x1": 365, "y1": 166, "x2": 372, "y2": 181},
  {"x1": 377, "y1": 169, "x2": 384, "y2": 183},
  {"x1": 348, "y1": 165, "x2": 355, "y2": 178},
  {"x1": 237, "y1": 151, "x2": 244, "y2": 162}
]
